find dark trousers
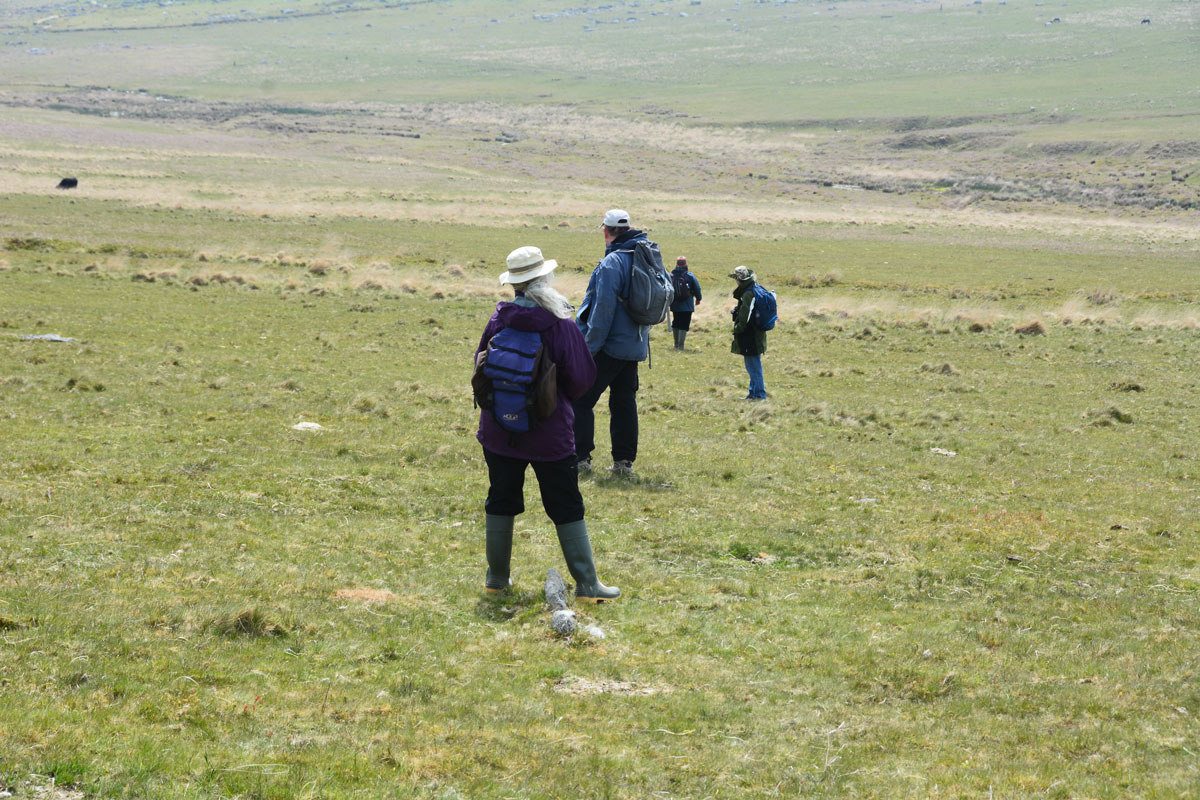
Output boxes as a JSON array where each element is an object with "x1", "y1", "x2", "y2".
[
  {"x1": 572, "y1": 352, "x2": 639, "y2": 464},
  {"x1": 671, "y1": 311, "x2": 693, "y2": 331},
  {"x1": 482, "y1": 448, "x2": 584, "y2": 525}
]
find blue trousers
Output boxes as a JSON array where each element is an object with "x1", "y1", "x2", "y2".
[{"x1": 743, "y1": 354, "x2": 766, "y2": 399}]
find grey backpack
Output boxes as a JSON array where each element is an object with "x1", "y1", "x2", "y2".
[{"x1": 617, "y1": 239, "x2": 674, "y2": 326}]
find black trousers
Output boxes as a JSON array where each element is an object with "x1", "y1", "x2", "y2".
[
  {"x1": 671, "y1": 311, "x2": 693, "y2": 331},
  {"x1": 572, "y1": 352, "x2": 639, "y2": 464},
  {"x1": 482, "y1": 448, "x2": 584, "y2": 525}
]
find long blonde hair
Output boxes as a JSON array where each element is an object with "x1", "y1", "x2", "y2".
[{"x1": 513, "y1": 273, "x2": 574, "y2": 319}]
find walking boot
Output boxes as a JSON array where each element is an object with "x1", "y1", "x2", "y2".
[
  {"x1": 484, "y1": 514, "x2": 514, "y2": 593},
  {"x1": 673, "y1": 329, "x2": 684, "y2": 350},
  {"x1": 556, "y1": 520, "x2": 620, "y2": 602},
  {"x1": 677, "y1": 331, "x2": 688, "y2": 351}
]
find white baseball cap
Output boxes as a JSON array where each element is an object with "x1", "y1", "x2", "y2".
[
  {"x1": 601, "y1": 208, "x2": 631, "y2": 228},
  {"x1": 499, "y1": 246, "x2": 558, "y2": 285}
]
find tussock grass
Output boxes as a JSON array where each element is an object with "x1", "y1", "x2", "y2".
[
  {"x1": 1083, "y1": 406, "x2": 1134, "y2": 426},
  {"x1": 211, "y1": 608, "x2": 287, "y2": 638},
  {"x1": 1013, "y1": 319, "x2": 1047, "y2": 335},
  {"x1": 921, "y1": 362, "x2": 962, "y2": 376}
]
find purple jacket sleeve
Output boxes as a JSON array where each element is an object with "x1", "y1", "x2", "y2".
[{"x1": 550, "y1": 317, "x2": 597, "y2": 401}]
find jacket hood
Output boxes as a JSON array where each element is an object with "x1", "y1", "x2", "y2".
[{"x1": 493, "y1": 300, "x2": 558, "y2": 332}]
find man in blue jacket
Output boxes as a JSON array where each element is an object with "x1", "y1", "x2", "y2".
[{"x1": 573, "y1": 208, "x2": 650, "y2": 476}]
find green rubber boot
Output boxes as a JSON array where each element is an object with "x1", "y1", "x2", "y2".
[
  {"x1": 556, "y1": 520, "x2": 620, "y2": 603},
  {"x1": 484, "y1": 514, "x2": 514, "y2": 593},
  {"x1": 677, "y1": 331, "x2": 688, "y2": 351}
]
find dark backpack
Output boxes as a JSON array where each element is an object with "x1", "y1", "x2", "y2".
[
  {"x1": 671, "y1": 270, "x2": 692, "y2": 303},
  {"x1": 471, "y1": 328, "x2": 557, "y2": 434},
  {"x1": 616, "y1": 239, "x2": 673, "y2": 325},
  {"x1": 749, "y1": 284, "x2": 778, "y2": 331}
]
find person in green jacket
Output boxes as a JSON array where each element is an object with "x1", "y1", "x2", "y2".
[{"x1": 729, "y1": 266, "x2": 767, "y2": 400}]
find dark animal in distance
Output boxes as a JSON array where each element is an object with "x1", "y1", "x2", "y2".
[
  {"x1": 56, "y1": 177, "x2": 78, "y2": 189},
  {"x1": 1141, "y1": 18, "x2": 1150, "y2": 24}
]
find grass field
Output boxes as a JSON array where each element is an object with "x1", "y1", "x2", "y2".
[{"x1": 2, "y1": 0, "x2": 1200, "y2": 796}]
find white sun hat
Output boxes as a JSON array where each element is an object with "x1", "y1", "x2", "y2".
[{"x1": 499, "y1": 245, "x2": 559, "y2": 285}]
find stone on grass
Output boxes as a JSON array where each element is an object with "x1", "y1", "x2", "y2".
[
  {"x1": 544, "y1": 568, "x2": 569, "y2": 611},
  {"x1": 551, "y1": 608, "x2": 578, "y2": 636}
]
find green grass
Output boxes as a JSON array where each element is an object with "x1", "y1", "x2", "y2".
[
  {"x1": 2, "y1": 233, "x2": 1199, "y2": 796},
  {"x1": 5, "y1": 0, "x2": 1199, "y2": 122},
  {"x1": 1, "y1": 0, "x2": 1198, "y2": 795}
]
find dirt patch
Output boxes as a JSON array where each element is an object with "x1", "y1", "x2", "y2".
[
  {"x1": 333, "y1": 588, "x2": 398, "y2": 604},
  {"x1": 552, "y1": 677, "x2": 670, "y2": 696}
]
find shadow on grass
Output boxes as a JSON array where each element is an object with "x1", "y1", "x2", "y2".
[
  {"x1": 584, "y1": 470, "x2": 674, "y2": 492},
  {"x1": 474, "y1": 587, "x2": 545, "y2": 622}
]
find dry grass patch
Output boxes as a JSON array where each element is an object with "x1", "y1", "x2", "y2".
[
  {"x1": 1130, "y1": 310, "x2": 1200, "y2": 330},
  {"x1": 350, "y1": 270, "x2": 397, "y2": 292},
  {"x1": 1053, "y1": 300, "x2": 1123, "y2": 326},
  {"x1": 333, "y1": 588, "x2": 399, "y2": 605},
  {"x1": 131, "y1": 268, "x2": 179, "y2": 283},
  {"x1": 1084, "y1": 288, "x2": 1121, "y2": 306},
  {"x1": 202, "y1": 271, "x2": 249, "y2": 286},
  {"x1": 921, "y1": 362, "x2": 961, "y2": 376},
  {"x1": 1013, "y1": 319, "x2": 1046, "y2": 336}
]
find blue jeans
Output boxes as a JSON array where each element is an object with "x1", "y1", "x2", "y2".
[{"x1": 743, "y1": 355, "x2": 766, "y2": 399}]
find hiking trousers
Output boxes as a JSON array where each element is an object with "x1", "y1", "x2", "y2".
[
  {"x1": 482, "y1": 448, "x2": 584, "y2": 525},
  {"x1": 572, "y1": 352, "x2": 639, "y2": 464}
]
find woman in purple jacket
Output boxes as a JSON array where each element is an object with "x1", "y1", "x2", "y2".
[{"x1": 475, "y1": 246, "x2": 620, "y2": 602}]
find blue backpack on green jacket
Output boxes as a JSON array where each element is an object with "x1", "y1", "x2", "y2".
[{"x1": 750, "y1": 284, "x2": 777, "y2": 331}]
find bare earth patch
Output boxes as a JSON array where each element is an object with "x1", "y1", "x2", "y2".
[{"x1": 552, "y1": 677, "x2": 671, "y2": 696}]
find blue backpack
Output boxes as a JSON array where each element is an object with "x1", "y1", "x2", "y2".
[
  {"x1": 472, "y1": 328, "x2": 558, "y2": 434},
  {"x1": 750, "y1": 284, "x2": 778, "y2": 331}
]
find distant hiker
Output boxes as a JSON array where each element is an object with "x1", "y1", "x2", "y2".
[
  {"x1": 573, "y1": 208, "x2": 659, "y2": 477},
  {"x1": 473, "y1": 245, "x2": 620, "y2": 602},
  {"x1": 669, "y1": 255, "x2": 702, "y2": 350},
  {"x1": 729, "y1": 265, "x2": 769, "y2": 400}
]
